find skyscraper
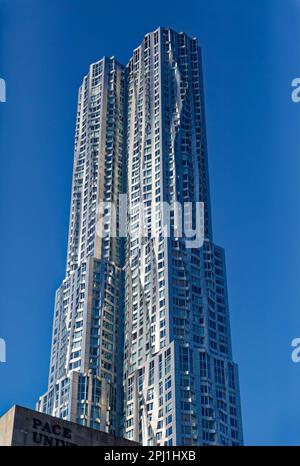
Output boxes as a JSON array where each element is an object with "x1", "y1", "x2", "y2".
[
  {"x1": 38, "y1": 27, "x2": 243, "y2": 446},
  {"x1": 37, "y1": 56, "x2": 126, "y2": 435}
]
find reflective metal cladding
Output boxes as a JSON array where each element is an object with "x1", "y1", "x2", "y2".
[{"x1": 37, "y1": 27, "x2": 243, "y2": 447}]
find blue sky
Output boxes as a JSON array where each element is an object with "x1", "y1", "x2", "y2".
[{"x1": 1, "y1": 0, "x2": 300, "y2": 445}]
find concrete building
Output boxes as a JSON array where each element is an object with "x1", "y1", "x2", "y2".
[
  {"x1": 0, "y1": 406, "x2": 138, "y2": 446},
  {"x1": 37, "y1": 27, "x2": 243, "y2": 446}
]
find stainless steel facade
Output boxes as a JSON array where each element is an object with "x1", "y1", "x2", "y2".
[
  {"x1": 124, "y1": 28, "x2": 242, "y2": 446},
  {"x1": 38, "y1": 27, "x2": 243, "y2": 446},
  {"x1": 37, "y1": 56, "x2": 126, "y2": 435}
]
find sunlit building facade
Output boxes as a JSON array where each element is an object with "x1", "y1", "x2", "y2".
[
  {"x1": 123, "y1": 28, "x2": 243, "y2": 446},
  {"x1": 38, "y1": 27, "x2": 243, "y2": 446},
  {"x1": 37, "y1": 56, "x2": 126, "y2": 435}
]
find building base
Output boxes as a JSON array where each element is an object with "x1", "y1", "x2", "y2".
[{"x1": 0, "y1": 405, "x2": 139, "y2": 446}]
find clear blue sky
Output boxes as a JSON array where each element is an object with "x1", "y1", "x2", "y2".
[{"x1": 1, "y1": 0, "x2": 300, "y2": 446}]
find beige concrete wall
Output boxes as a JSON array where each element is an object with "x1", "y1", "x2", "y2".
[
  {"x1": 0, "y1": 405, "x2": 139, "y2": 446},
  {"x1": 0, "y1": 405, "x2": 16, "y2": 446}
]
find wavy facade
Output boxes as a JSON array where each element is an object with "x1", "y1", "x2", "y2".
[
  {"x1": 37, "y1": 56, "x2": 126, "y2": 435},
  {"x1": 38, "y1": 27, "x2": 243, "y2": 446}
]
